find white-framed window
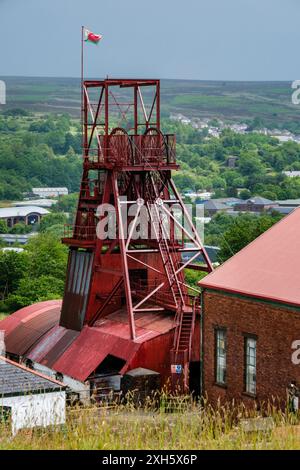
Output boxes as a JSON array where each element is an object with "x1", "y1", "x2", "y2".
[
  {"x1": 215, "y1": 328, "x2": 227, "y2": 385},
  {"x1": 245, "y1": 336, "x2": 257, "y2": 395}
]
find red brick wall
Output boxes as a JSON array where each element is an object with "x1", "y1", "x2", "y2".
[{"x1": 202, "y1": 290, "x2": 300, "y2": 406}]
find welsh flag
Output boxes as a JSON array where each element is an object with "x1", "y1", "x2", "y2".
[{"x1": 84, "y1": 28, "x2": 102, "y2": 44}]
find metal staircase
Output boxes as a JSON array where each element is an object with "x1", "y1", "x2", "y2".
[
  {"x1": 148, "y1": 200, "x2": 184, "y2": 309},
  {"x1": 144, "y1": 184, "x2": 198, "y2": 390},
  {"x1": 171, "y1": 297, "x2": 199, "y2": 390}
]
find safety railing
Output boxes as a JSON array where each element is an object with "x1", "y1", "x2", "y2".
[
  {"x1": 84, "y1": 133, "x2": 176, "y2": 167},
  {"x1": 131, "y1": 278, "x2": 197, "y2": 311},
  {"x1": 63, "y1": 224, "x2": 97, "y2": 241}
]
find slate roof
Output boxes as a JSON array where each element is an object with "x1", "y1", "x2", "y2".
[
  {"x1": 0, "y1": 356, "x2": 65, "y2": 397},
  {"x1": 212, "y1": 197, "x2": 241, "y2": 205},
  {"x1": 276, "y1": 199, "x2": 300, "y2": 207},
  {"x1": 245, "y1": 197, "x2": 275, "y2": 205},
  {"x1": 204, "y1": 200, "x2": 229, "y2": 211}
]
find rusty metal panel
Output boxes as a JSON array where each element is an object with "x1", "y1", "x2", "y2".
[
  {"x1": 52, "y1": 326, "x2": 140, "y2": 381},
  {"x1": 27, "y1": 325, "x2": 66, "y2": 363},
  {"x1": 41, "y1": 329, "x2": 80, "y2": 368},
  {"x1": 60, "y1": 250, "x2": 94, "y2": 331}
]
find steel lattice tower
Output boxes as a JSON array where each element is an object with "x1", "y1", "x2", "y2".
[{"x1": 60, "y1": 79, "x2": 213, "y2": 389}]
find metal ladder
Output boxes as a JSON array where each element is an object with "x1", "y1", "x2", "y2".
[{"x1": 148, "y1": 199, "x2": 184, "y2": 309}]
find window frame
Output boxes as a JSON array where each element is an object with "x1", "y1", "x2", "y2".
[
  {"x1": 244, "y1": 334, "x2": 257, "y2": 396},
  {"x1": 214, "y1": 327, "x2": 227, "y2": 387}
]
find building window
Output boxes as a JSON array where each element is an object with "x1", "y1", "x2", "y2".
[
  {"x1": 244, "y1": 336, "x2": 257, "y2": 395},
  {"x1": 215, "y1": 328, "x2": 227, "y2": 385}
]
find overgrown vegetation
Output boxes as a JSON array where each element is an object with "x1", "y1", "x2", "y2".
[
  {"x1": 0, "y1": 233, "x2": 68, "y2": 311},
  {"x1": 204, "y1": 211, "x2": 282, "y2": 262},
  {"x1": 0, "y1": 395, "x2": 299, "y2": 450},
  {"x1": 0, "y1": 111, "x2": 82, "y2": 200},
  {"x1": 2, "y1": 105, "x2": 300, "y2": 201}
]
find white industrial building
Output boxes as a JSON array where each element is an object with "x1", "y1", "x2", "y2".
[
  {"x1": 0, "y1": 206, "x2": 49, "y2": 228},
  {"x1": 32, "y1": 187, "x2": 68, "y2": 198},
  {"x1": 0, "y1": 356, "x2": 66, "y2": 435}
]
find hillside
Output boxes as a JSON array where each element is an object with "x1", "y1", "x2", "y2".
[
  {"x1": 1, "y1": 78, "x2": 300, "y2": 202},
  {"x1": 2, "y1": 77, "x2": 300, "y2": 131},
  {"x1": 1, "y1": 107, "x2": 300, "y2": 202}
]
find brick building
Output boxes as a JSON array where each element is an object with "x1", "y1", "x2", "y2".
[
  {"x1": 234, "y1": 196, "x2": 278, "y2": 213},
  {"x1": 199, "y1": 208, "x2": 300, "y2": 406}
]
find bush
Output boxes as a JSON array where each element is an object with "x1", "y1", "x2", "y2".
[
  {"x1": 0, "y1": 233, "x2": 68, "y2": 311},
  {"x1": 10, "y1": 223, "x2": 32, "y2": 234},
  {"x1": 6, "y1": 275, "x2": 64, "y2": 309},
  {"x1": 39, "y1": 213, "x2": 68, "y2": 233},
  {"x1": 0, "y1": 220, "x2": 8, "y2": 234}
]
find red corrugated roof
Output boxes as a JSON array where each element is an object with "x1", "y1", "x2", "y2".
[
  {"x1": 0, "y1": 300, "x2": 62, "y2": 355},
  {"x1": 51, "y1": 326, "x2": 141, "y2": 381},
  {"x1": 199, "y1": 208, "x2": 300, "y2": 307},
  {"x1": 0, "y1": 303, "x2": 175, "y2": 382}
]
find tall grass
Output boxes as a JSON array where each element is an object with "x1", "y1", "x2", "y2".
[{"x1": 0, "y1": 392, "x2": 299, "y2": 450}]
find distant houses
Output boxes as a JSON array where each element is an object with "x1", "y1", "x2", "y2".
[
  {"x1": 31, "y1": 187, "x2": 68, "y2": 198},
  {"x1": 201, "y1": 196, "x2": 300, "y2": 217},
  {"x1": 226, "y1": 156, "x2": 239, "y2": 169},
  {"x1": 183, "y1": 191, "x2": 213, "y2": 201},
  {"x1": 204, "y1": 200, "x2": 231, "y2": 217},
  {"x1": 234, "y1": 197, "x2": 278, "y2": 213},
  {"x1": 169, "y1": 112, "x2": 300, "y2": 144},
  {"x1": 0, "y1": 233, "x2": 37, "y2": 246},
  {"x1": 12, "y1": 199, "x2": 58, "y2": 208},
  {"x1": 282, "y1": 171, "x2": 300, "y2": 178}
]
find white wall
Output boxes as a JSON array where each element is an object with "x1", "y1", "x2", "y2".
[
  {"x1": 31, "y1": 361, "x2": 90, "y2": 405},
  {"x1": 0, "y1": 391, "x2": 66, "y2": 435}
]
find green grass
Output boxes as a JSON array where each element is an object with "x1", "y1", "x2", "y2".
[
  {"x1": 0, "y1": 313, "x2": 8, "y2": 321},
  {"x1": 0, "y1": 395, "x2": 299, "y2": 450}
]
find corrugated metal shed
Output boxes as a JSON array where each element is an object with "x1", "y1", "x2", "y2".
[{"x1": 199, "y1": 207, "x2": 300, "y2": 307}]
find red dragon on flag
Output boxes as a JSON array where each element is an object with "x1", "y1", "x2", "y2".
[{"x1": 84, "y1": 28, "x2": 103, "y2": 44}]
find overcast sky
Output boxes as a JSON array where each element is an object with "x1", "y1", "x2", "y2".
[{"x1": 0, "y1": 0, "x2": 299, "y2": 80}]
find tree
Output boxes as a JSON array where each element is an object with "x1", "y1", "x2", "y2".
[
  {"x1": 184, "y1": 268, "x2": 207, "y2": 288},
  {"x1": 0, "y1": 251, "x2": 30, "y2": 300},
  {"x1": 3, "y1": 108, "x2": 30, "y2": 117},
  {"x1": 6, "y1": 275, "x2": 64, "y2": 309},
  {"x1": 218, "y1": 213, "x2": 282, "y2": 262},
  {"x1": 26, "y1": 232, "x2": 68, "y2": 280},
  {"x1": 10, "y1": 223, "x2": 32, "y2": 234},
  {"x1": 0, "y1": 220, "x2": 8, "y2": 234},
  {"x1": 1, "y1": 233, "x2": 68, "y2": 312},
  {"x1": 56, "y1": 193, "x2": 78, "y2": 215},
  {"x1": 247, "y1": 117, "x2": 264, "y2": 131},
  {"x1": 39, "y1": 212, "x2": 68, "y2": 233},
  {"x1": 239, "y1": 189, "x2": 251, "y2": 200},
  {"x1": 44, "y1": 224, "x2": 65, "y2": 239}
]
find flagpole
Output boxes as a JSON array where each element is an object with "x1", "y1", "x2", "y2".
[{"x1": 81, "y1": 25, "x2": 84, "y2": 154}]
